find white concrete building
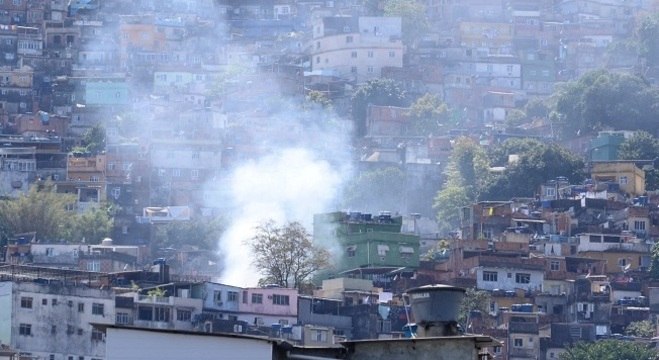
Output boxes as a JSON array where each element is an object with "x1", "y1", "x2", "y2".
[
  {"x1": 310, "y1": 16, "x2": 403, "y2": 82},
  {"x1": 476, "y1": 265, "x2": 544, "y2": 292},
  {"x1": 0, "y1": 280, "x2": 115, "y2": 360},
  {"x1": 104, "y1": 326, "x2": 276, "y2": 360}
]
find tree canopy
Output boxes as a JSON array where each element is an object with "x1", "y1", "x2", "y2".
[
  {"x1": 559, "y1": 340, "x2": 659, "y2": 360},
  {"x1": 458, "y1": 287, "x2": 493, "y2": 328},
  {"x1": 434, "y1": 137, "x2": 489, "y2": 233},
  {"x1": 247, "y1": 220, "x2": 331, "y2": 290},
  {"x1": 0, "y1": 183, "x2": 112, "y2": 243},
  {"x1": 351, "y1": 78, "x2": 407, "y2": 136},
  {"x1": 479, "y1": 138, "x2": 584, "y2": 200},
  {"x1": 639, "y1": 13, "x2": 659, "y2": 68},
  {"x1": 79, "y1": 124, "x2": 106, "y2": 155},
  {"x1": 552, "y1": 70, "x2": 659, "y2": 138},
  {"x1": 153, "y1": 217, "x2": 225, "y2": 251},
  {"x1": 625, "y1": 320, "x2": 655, "y2": 338},
  {"x1": 408, "y1": 93, "x2": 449, "y2": 135},
  {"x1": 617, "y1": 131, "x2": 659, "y2": 191}
]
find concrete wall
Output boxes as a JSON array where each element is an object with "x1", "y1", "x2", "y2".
[
  {"x1": 9, "y1": 282, "x2": 115, "y2": 359},
  {"x1": 0, "y1": 282, "x2": 12, "y2": 345},
  {"x1": 105, "y1": 327, "x2": 274, "y2": 360}
]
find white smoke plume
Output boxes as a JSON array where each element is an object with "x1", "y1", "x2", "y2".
[{"x1": 217, "y1": 147, "x2": 346, "y2": 287}]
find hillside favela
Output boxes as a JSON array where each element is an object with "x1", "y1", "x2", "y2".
[{"x1": 7, "y1": 0, "x2": 659, "y2": 359}]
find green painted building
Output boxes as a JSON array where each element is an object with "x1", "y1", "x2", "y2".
[{"x1": 313, "y1": 211, "x2": 420, "y2": 276}]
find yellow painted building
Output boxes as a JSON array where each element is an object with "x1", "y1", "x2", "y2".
[
  {"x1": 579, "y1": 250, "x2": 645, "y2": 274},
  {"x1": 591, "y1": 161, "x2": 645, "y2": 196}
]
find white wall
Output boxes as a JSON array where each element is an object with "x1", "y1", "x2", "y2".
[
  {"x1": 0, "y1": 283, "x2": 12, "y2": 345},
  {"x1": 476, "y1": 267, "x2": 544, "y2": 292},
  {"x1": 106, "y1": 327, "x2": 273, "y2": 360}
]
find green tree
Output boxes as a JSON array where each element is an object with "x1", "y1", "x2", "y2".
[
  {"x1": 618, "y1": 131, "x2": 659, "y2": 191},
  {"x1": 0, "y1": 183, "x2": 76, "y2": 241},
  {"x1": 434, "y1": 138, "x2": 490, "y2": 233},
  {"x1": 552, "y1": 70, "x2": 659, "y2": 138},
  {"x1": 479, "y1": 139, "x2": 584, "y2": 200},
  {"x1": 80, "y1": 124, "x2": 106, "y2": 155},
  {"x1": 639, "y1": 13, "x2": 659, "y2": 67},
  {"x1": 560, "y1": 340, "x2": 659, "y2": 360},
  {"x1": 625, "y1": 320, "x2": 655, "y2": 338},
  {"x1": 505, "y1": 109, "x2": 528, "y2": 129},
  {"x1": 650, "y1": 242, "x2": 659, "y2": 281},
  {"x1": 64, "y1": 207, "x2": 113, "y2": 244},
  {"x1": 408, "y1": 93, "x2": 448, "y2": 135},
  {"x1": 383, "y1": 0, "x2": 428, "y2": 48},
  {"x1": 351, "y1": 78, "x2": 407, "y2": 136},
  {"x1": 458, "y1": 287, "x2": 492, "y2": 328},
  {"x1": 306, "y1": 90, "x2": 332, "y2": 109},
  {"x1": 525, "y1": 98, "x2": 550, "y2": 119},
  {"x1": 247, "y1": 220, "x2": 331, "y2": 290},
  {"x1": 342, "y1": 166, "x2": 406, "y2": 212},
  {"x1": 618, "y1": 131, "x2": 659, "y2": 161},
  {"x1": 153, "y1": 217, "x2": 225, "y2": 251}
]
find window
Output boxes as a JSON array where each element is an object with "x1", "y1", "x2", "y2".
[
  {"x1": 46, "y1": 247, "x2": 54, "y2": 256},
  {"x1": 316, "y1": 56, "x2": 320, "y2": 64},
  {"x1": 550, "y1": 261, "x2": 560, "y2": 271},
  {"x1": 242, "y1": 291, "x2": 248, "y2": 304},
  {"x1": 191, "y1": 169, "x2": 199, "y2": 180},
  {"x1": 51, "y1": 325, "x2": 57, "y2": 334},
  {"x1": 92, "y1": 303, "x2": 104, "y2": 316},
  {"x1": 214, "y1": 291, "x2": 222, "y2": 303},
  {"x1": 618, "y1": 258, "x2": 629, "y2": 267},
  {"x1": 42, "y1": 298, "x2": 47, "y2": 305},
  {"x1": 272, "y1": 294, "x2": 290, "y2": 306},
  {"x1": 251, "y1": 293, "x2": 263, "y2": 304},
  {"x1": 228, "y1": 291, "x2": 238, "y2": 302},
  {"x1": 634, "y1": 220, "x2": 646, "y2": 231},
  {"x1": 21, "y1": 297, "x2": 33, "y2": 309},
  {"x1": 87, "y1": 262, "x2": 100, "y2": 272},
  {"x1": 138, "y1": 306, "x2": 152, "y2": 321},
  {"x1": 367, "y1": 66, "x2": 374, "y2": 73},
  {"x1": 351, "y1": 66, "x2": 357, "y2": 74},
  {"x1": 351, "y1": 51, "x2": 357, "y2": 58},
  {"x1": 91, "y1": 328, "x2": 104, "y2": 341},
  {"x1": 377, "y1": 244, "x2": 389, "y2": 256},
  {"x1": 313, "y1": 329, "x2": 328, "y2": 342},
  {"x1": 513, "y1": 338, "x2": 523, "y2": 347},
  {"x1": 154, "y1": 307, "x2": 170, "y2": 322},
  {"x1": 346, "y1": 35, "x2": 353, "y2": 43},
  {"x1": 619, "y1": 176, "x2": 628, "y2": 185},
  {"x1": 368, "y1": 51, "x2": 373, "y2": 58},
  {"x1": 389, "y1": 51, "x2": 395, "y2": 58},
  {"x1": 52, "y1": 298, "x2": 58, "y2": 306},
  {"x1": 111, "y1": 187, "x2": 121, "y2": 198},
  {"x1": 545, "y1": 187, "x2": 556, "y2": 197},
  {"x1": 177, "y1": 309, "x2": 191, "y2": 321},
  {"x1": 116, "y1": 312, "x2": 131, "y2": 325},
  {"x1": 346, "y1": 245, "x2": 356, "y2": 257},
  {"x1": 78, "y1": 303, "x2": 84, "y2": 313},
  {"x1": 19, "y1": 324, "x2": 31, "y2": 336},
  {"x1": 516, "y1": 273, "x2": 531, "y2": 284},
  {"x1": 482, "y1": 271, "x2": 498, "y2": 282},
  {"x1": 77, "y1": 328, "x2": 83, "y2": 335}
]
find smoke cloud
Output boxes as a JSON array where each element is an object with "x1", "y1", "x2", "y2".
[{"x1": 217, "y1": 147, "x2": 347, "y2": 286}]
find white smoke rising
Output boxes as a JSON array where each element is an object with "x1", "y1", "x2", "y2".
[{"x1": 217, "y1": 147, "x2": 347, "y2": 287}]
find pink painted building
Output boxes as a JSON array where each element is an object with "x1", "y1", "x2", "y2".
[{"x1": 237, "y1": 286, "x2": 298, "y2": 327}]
